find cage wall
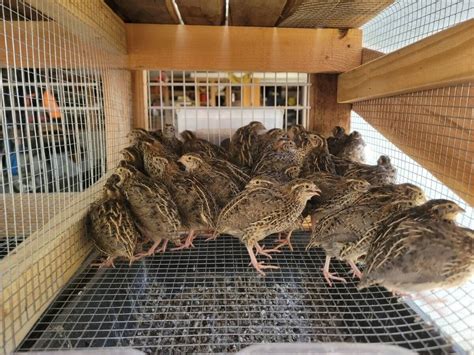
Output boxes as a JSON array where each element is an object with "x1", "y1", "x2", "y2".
[
  {"x1": 352, "y1": 1, "x2": 474, "y2": 351},
  {"x1": 0, "y1": 1, "x2": 132, "y2": 353}
]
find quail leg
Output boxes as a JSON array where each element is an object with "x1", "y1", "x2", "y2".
[
  {"x1": 172, "y1": 230, "x2": 196, "y2": 250},
  {"x1": 205, "y1": 230, "x2": 219, "y2": 242},
  {"x1": 255, "y1": 242, "x2": 282, "y2": 259},
  {"x1": 274, "y1": 230, "x2": 294, "y2": 251},
  {"x1": 348, "y1": 260, "x2": 363, "y2": 279},
  {"x1": 92, "y1": 256, "x2": 116, "y2": 268},
  {"x1": 136, "y1": 239, "x2": 163, "y2": 258},
  {"x1": 322, "y1": 255, "x2": 347, "y2": 287},
  {"x1": 246, "y1": 244, "x2": 279, "y2": 276}
]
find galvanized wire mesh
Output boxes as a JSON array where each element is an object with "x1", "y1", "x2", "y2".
[
  {"x1": 147, "y1": 71, "x2": 311, "y2": 145},
  {"x1": 0, "y1": 0, "x2": 131, "y2": 353},
  {"x1": 19, "y1": 235, "x2": 461, "y2": 354}
]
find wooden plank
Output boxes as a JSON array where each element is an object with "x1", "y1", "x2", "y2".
[
  {"x1": 132, "y1": 70, "x2": 149, "y2": 129},
  {"x1": 338, "y1": 20, "x2": 474, "y2": 103},
  {"x1": 361, "y1": 47, "x2": 384, "y2": 64},
  {"x1": 278, "y1": 0, "x2": 393, "y2": 28},
  {"x1": 0, "y1": 21, "x2": 126, "y2": 69},
  {"x1": 308, "y1": 74, "x2": 351, "y2": 136},
  {"x1": 176, "y1": 0, "x2": 225, "y2": 25},
  {"x1": 103, "y1": 69, "x2": 133, "y2": 170},
  {"x1": 0, "y1": 174, "x2": 109, "y2": 353},
  {"x1": 126, "y1": 24, "x2": 362, "y2": 72},
  {"x1": 229, "y1": 0, "x2": 287, "y2": 27},
  {"x1": 104, "y1": 0, "x2": 179, "y2": 24},
  {"x1": 353, "y1": 84, "x2": 474, "y2": 206}
]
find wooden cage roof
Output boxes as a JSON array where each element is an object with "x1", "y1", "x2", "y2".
[{"x1": 104, "y1": 0, "x2": 394, "y2": 28}]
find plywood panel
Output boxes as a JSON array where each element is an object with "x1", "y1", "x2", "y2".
[
  {"x1": 176, "y1": 0, "x2": 225, "y2": 25},
  {"x1": 353, "y1": 84, "x2": 474, "y2": 206},
  {"x1": 229, "y1": 0, "x2": 287, "y2": 27},
  {"x1": 126, "y1": 24, "x2": 362, "y2": 73},
  {"x1": 132, "y1": 70, "x2": 149, "y2": 129},
  {"x1": 278, "y1": 0, "x2": 393, "y2": 28},
  {"x1": 309, "y1": 74, "x2": 351, "y2": 136},
  {"x1": 338, "y1": 19, "x2": 474, "y2": 103}
]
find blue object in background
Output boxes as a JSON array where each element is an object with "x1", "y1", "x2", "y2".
[{"x1": 10, "y1": 152, "x2": 18, "y2": 176}]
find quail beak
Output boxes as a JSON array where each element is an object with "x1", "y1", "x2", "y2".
[
  {"x1": 310, "y1": 187, "x2": 322, "y2": 197},
  {"x1": 177, "y1": 157, "x2": 187, "y2": 171},
  {"x1": 456, "y1": 206, "x2": 466, "y2": 214}
]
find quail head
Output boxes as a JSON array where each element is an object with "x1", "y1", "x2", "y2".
[
  {"x1": 86, "y1": 179, "x2": 141, "y2": 267},
  {"x1": 216, "y1": 178, "x2": 320, "y2": 275},
  {"x1": 151, "y1": 123, "x2": 183, "y2": 155},
  {"x1": 114, "y1": 161, "x2": 182, "y2": 256},
  {"x1": 327, "y1": 126, "x2": 348, "y2": 156},
  {"x1": 338, "y1": 131, "x2": 366, "y2": 163}
]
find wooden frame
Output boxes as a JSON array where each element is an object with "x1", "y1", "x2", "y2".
[
  {"x1": 338, "y1": 19, "x2": 474, "y2": 103},
  {"x1": 126, "y1": 24, "x2": 362, "y2": 72}
]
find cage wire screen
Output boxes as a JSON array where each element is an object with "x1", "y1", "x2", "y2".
[
  {"x1": 0, "y1": 0, "x2": 472, "y2": 354},
  {"x1": 0, "y1": 0, "x2": 131, "y2": 353},
  {"x1": 147, "y1": 71, "x2": 311, "y2": 145}
]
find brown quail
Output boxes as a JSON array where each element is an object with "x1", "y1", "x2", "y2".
[
  {"x1": 229, "y1": 121, "x2": 267, "y2": 168},
  {"x1": 216, "y1": 179, "x2": 320, "y2": 275},
  {"x1": 178, "y1": 153, "x2": 241, "y2": 209},
  {"x1": 343, "y1": 155, "x2": 396, "y2": 185},
  {"x1": 151, "y1": 123, "x2": 183, "y2": 155},
  {"x1": 86, "y1": 178, "x2": 141, "y2": 267},
  {"x1": 307, "y1": 183, "x2": 426, "y2": 286},
  {"x1": 115, "y1": 161, "x2": 182, "y2": 256},
  {"x1": 181, "y1": 130, "x2": 228, "y2": 159}
]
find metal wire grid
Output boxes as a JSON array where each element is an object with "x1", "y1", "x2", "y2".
[
  {"x1": 1, "y1": 1, "x2": 131, "y2": 353},
  {"x1": 147, "y1": 71, "x2": 311, "y2": 144},
  {"x1": 19, "y1": 235, "x2": 462, "y2": 354},
  {"x1": 362, "y1": 0, "x2": 474, "y2": 54},
  {"x1": 351, "y1": 108, "x2": 473, "y2": 352}
]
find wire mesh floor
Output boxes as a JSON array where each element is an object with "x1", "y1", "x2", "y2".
[{"x1": 20, "y1": 234, "x2": 461, "y2": 354}]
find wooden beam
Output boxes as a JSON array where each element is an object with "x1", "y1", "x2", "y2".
[
  {"x1": 103, "y1": 69, "x2": 133, "y2": 170},
  {"x1": 338, "y1": 20, "x2": 474, "y2": 103},
  {"x1": 353, "y1": 83, "x2": 474, "y2": 206},
  {"x1": 278, "y1": 0, "x2": 393, "y2": 28},
  {"x1": 104, "y1": 0, "x2": 179, "y2": 24},
  {"x1": 126, "y1": 24, "x2": 362, "y2": 72},
  {"x1": 132, "y1": 70, "x2": 149, "y2": 129},
  {"x1": 229, "y1": 0, "x2": 287, "y2": 27},
  {"x1": 308, "y1": 74, "x2": 351, "y2": 136},
  {"x1": 176, "y1": 0, "x2": 225, "y2": 25},
  {"x1": 361, "y1": 47, "x2": 384, "y2": 64}
]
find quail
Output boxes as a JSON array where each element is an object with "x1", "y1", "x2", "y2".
[
  {"x1": 338, "y1": 131, "x2": 366, "y2": 163},
  {"x1": 115, "y1": 161, "x2": 182, "y2": 256},
  {"x1": 181, "y1": 130, "x2": 228, "y2": 159},
  {"x1": 216, "y1": 179, "x2": 320, "y2": 275},
  {"x1": 359, "y1": 200, "x2": 470, "y2": 293},
  {"x1": 300, "y1": 137, "x2": 337, "y2": 176},
  {"x1": 229, "y1": 121, "x2": 267, "y2": 168},
  {"x1": 343, "y1": 155, "x2": 396, "y2": 185},
  {"x1": 86, "y1": 177, "x2": 141, "y2": 267},
  {"x1": 327, "y1": 126, "x2": 348, "y2": 157},
  {"x1": 307, "y1": 183, "x2": 426, "y2": 286},
  {"x1": 360, "y1": 216, "x2": 472, "y2": 293},
  {"x1": 151, "y1": 123, "x2": 183, "y2": 155},
  {"x1": 178, "y1": 153, "x2": 241, "y2": 209},
  {"x1": 144, "y1": 152, "x2": 218, "y2": 250},
  {"x1": 119, "y1": 145, "x2": 144, "y2": 172}
]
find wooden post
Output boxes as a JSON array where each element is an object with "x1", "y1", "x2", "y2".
[
  {"x1": 132, "y1": 70, "x2": 149, "y2": 129},
  {"x1": 308, "y1": 74, "x2": 352, "y2": 137}
]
